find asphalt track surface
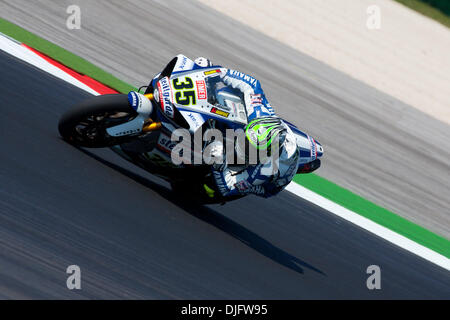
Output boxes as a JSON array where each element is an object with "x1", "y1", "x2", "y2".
[
  {"x1": 1, "y1": 0, "x2": 449, "y2": 238},
  {"x1": 1, "y1": 51, "x2": 449, "y2": 299}
]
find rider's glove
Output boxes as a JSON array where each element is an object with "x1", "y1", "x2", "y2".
[{"x1": 203, "y1": 184, "x2": 216, "y2": 198}]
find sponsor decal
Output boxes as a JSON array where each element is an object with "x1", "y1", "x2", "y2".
[
  {"x1": 250, "y1": 94, "x2": 262, "y2": 105},
  {"x1": 235, "y1": 181, "x2": 265, "y2": 195},
  {"x1": 250, "y1": 164, "x2": 263, "y2": 180},
  {"x1": 114, "y1": 128, "x2": 141, "y2": 136},
  {"x1": 157, "y1": 77, "x2": 174, "y2": 118},
  {"x1": 227, "y1": 69, "x2": 258, "y2": 85},
  {"x1": 196, "y1": 80, "x2": 207, "y2": 100},
  {"x1": 213, "y1": 171, "x2": 228, "y2": 195},
  {"x1": 165, "y1": 104, "x2": 174, "y2": 119},
  {"x1": 127, "y1": 91, "x2": 141, "y2": 111},
  {"x1": 309, "y1": 136, "x2": 317, "y2": 160},
  {"x1": 156, "y1": 133, "x2": 178, "y2": 155},
  {"x1": 179, "y1": 110, "x2": 205, "y2": 130},
  {"x1": 204, "y1": 69, "x2": 221, "y2": 76},
  {"x1": 251, "y1": 185, "x2": 265, "y2": 195},
  {"x1": 210, "y1": 107, "x2": 229, "y2": 118}
]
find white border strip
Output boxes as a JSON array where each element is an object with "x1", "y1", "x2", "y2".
[
  {"x1": 1, "y1": 32, "x2": 448, "y2": 271},
  {"x1": 285, "y1": 182, "x2": 450, "y2": 270}
]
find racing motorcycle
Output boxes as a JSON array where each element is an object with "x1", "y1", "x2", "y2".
[{"x1": 58, "y1": 55, "x2": 323, "y2": 204}]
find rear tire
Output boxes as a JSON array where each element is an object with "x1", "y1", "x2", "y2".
[{"x1": 58, "y1": 94, "x2": 137, "y2": 148}]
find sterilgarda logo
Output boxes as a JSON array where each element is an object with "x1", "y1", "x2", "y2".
[
  {"x1": 213, "y1": 170, "x2": 228, "y2": 196},
  {"x1": 158, "y1": 77, "x2": 174, "y2": 118},
  {"x1": 128, "y1": 91, "x2": 141, "y2": 111},
  {"x1": 204, "y1": 69, "x2": 221, "y2": 76},
  {"x1": 156, "y1": 133, "x2": 178, "y2": 155}
]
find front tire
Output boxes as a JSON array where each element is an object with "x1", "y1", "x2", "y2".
[{"x1": 58, "y1": 94, "x2": 137, "y2": 148}]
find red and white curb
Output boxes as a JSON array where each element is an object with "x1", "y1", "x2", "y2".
[
  {"x1": 0, "y1": 32, "x2": 116, "y2": 95},
  {"x1": 1, "y1": 32, "x2": 448, "y2": 271}
]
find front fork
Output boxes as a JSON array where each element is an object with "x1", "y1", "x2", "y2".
[
  {"x1": 105, "y1": 92, "x2": 161, "y2": 137},
  {"x1": 142, "y1": 93, "x2": 162, "y2": 132}
]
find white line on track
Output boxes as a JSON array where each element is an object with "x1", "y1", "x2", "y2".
[{"x1": 285, "y1": 182, "x2": 450, "y2": 270}]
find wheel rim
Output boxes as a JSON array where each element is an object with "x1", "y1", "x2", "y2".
[{"x1": 71, "y1": 111, "x2": 136, "y2": 145}]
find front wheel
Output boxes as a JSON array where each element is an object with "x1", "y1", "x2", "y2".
[{"x1": 58, "y1": 94, "x2": 137, "y2": 148}]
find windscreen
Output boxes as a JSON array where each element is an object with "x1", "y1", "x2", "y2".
[{"x1": 205, "y1": 75, "x2": 245, "y2": 112}]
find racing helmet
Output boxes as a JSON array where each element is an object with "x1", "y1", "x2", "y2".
[{"x1": 235, "y1": 117, "x2": 298, "y2": 167}]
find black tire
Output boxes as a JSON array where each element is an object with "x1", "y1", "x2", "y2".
[{"x1": 58, "y1": 94, "x2": 138, "y2": 148}]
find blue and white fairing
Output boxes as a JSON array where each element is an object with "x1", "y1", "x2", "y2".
[{"x1": 150, "y1": 54, "x2": 323, "y2": 168}]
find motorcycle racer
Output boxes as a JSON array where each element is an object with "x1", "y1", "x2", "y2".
[{"x1": 59, "y1": 54, "x2": 323, "y2": 204}]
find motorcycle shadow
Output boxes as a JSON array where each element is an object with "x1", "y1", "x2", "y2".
[{"x1": 77, "y1": 147, "x2": 325, "y2": 277}]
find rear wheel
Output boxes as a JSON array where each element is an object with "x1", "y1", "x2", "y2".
[{"x1": 58, "y1": 94, "x2": 137, "y2": 148}]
